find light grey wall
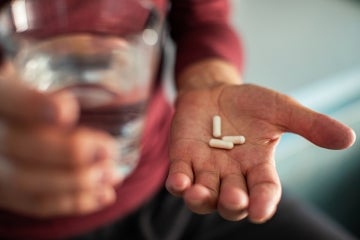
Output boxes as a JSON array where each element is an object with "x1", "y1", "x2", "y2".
[
  {"x1": 229, "y1": 3, "x2": 360, "y2": 235},
  {"x1": 230, "y1": 0, "x2": 360, "y2": 93}
]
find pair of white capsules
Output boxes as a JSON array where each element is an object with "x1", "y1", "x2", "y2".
[{"x1": 209, "y1": 115, "x2": 245, "y2": 150}]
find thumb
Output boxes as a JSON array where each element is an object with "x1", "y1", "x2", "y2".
[
  {"x1": 0, "y1": 76, "x2": 79, "y2": 126},
  {"x1": 279, "y1": 96, "x2": 356, "y2": 150}
]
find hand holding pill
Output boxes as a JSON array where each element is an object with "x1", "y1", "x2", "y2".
[
  {"x1": 209, "y1": 115, "x2": 246, "y2": 149},
  {"x1": 167, "y1": 83, "x2": 356, "y2": 223}
]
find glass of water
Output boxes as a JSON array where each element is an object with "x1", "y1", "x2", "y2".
[{"x1": 0, "y1": 0, "x2": 163, "y2": 178}]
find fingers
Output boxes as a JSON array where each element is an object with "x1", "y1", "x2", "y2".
[
  {"x1": 183, "y1": 170, "x2": 219, "y2": 214},
  {"x1": 246, "y1": 162, "x2": 281, "y2": 223},
  {"x1": 276, "y1": 94, "x2": 356, "y2": 150},
  {"x1": 167, "y1": 159, "x2": 219, "y2": 215},
  {"x1": 0, "y1": 153, "x2": 118, "y2": 218},
  {"x1": 28, "y1": 187, "x2": 116, "y2": 217},
  {"x1": 186, "y1": 166, "x2": 250, "y2": 221},
  {"x1": 302, "y1": 113, "x2": 356, "y2": 149},
  {"x1": 169, "y1": 162, "x2": 250, "y2": 221},
  {"x1": 166, "y1": 139, "x2": 196, "y2": 196},
  {"x1": 166, "y1": 160, "x2": 193, "y2": 196},
  {"x1": 167, "y1": 141, "x2": 220, "y2": 215},
  {"x1": 2, "y1": 160, "x2": 118, "y2": 194},
  {"x1": 167, "y1": 142, "x2": 250, "y2": 220},
  {"x1": 0, "y1": 176, "x2": 116, "y2": 217},
  {"x1": 0, "y1": 120, "x2": 121, "y2": 217},
  {"x1": 217, "y1": 173, "x2": 249, "y2": 221},
  {"x1": 0, "y1": 78, "x2": 78, "y2": 126},
  {"x1": 0, "y1": 123, "x2": 117, "y2": 168},
  {"x1": 222, "y1": 84, "x2": 356, "y2": 150},
  {"x1": 168, "y1": 148, "x2": 281, "y2": 222},
  {"x1": 0, "y1": 71, "x2": 119, "y2": 217}
]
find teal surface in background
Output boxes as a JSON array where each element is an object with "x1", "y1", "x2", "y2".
[
  {"x1": 230, "y1": 0, "x2": 360, "y2": 237},
  {"x1": 231, "y1": 0, "x2": 360, "y2": 92}
]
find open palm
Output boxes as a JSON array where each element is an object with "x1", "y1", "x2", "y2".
[{"x1": 166, "y1": 83, "x2": 355, "y2": 222}]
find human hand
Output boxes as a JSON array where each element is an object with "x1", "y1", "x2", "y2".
[
  {"x1": 0, "y1": 67, "x2": 120, "y2": 217},
  {"x1": 166, "y1": 82, "x2": 356, "y2": 223}
]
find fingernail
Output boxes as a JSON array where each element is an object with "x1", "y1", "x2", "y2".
[
  {"x1": 238, "y1": 210, "x2": 249, "y2": 220},
  {"x1": 251, "y1": 205, "x2": 277, "y2": 224},
  {"x1": 267, "y1": 204, "x2": 277, "y2": 219}
]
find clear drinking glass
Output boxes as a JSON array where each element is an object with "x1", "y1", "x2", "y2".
[{"x1": 0, "y1": 0, "x2": 163, "y2": 178}]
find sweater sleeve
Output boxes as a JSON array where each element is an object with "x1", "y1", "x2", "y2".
[
  {"x1": 168, "y1": 0, "x2": 244, "y2": 78},
  {"x1": 0, "y1": 1, "x2": 10, "y2": 64}
]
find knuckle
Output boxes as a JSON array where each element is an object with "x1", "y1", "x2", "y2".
[
  {"x1": 34, "y1": 194, "x2": 81, "y2": 217},
  {"x1": 66, "y1": 128, "x2": 96, "y2": 166},
  {"x1": 71, "y1": 191, "x2": 98, "y2": 214},
  {"x1": 27, "y1": 194, "x2": 55, "y2": 218},
  {"x1": 70, "y1": 169, "x2": 96, "y2": 190},
  {"x1": 66, "y1": 127, "x2": 116, "y2": 167}
]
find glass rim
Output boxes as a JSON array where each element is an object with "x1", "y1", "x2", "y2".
[
  {"x1": 0, "y1": 0, "x2": 162, "y2": 36},
  {"x1": 0, "y1": 0, "x2": 163, "y2": 59}
]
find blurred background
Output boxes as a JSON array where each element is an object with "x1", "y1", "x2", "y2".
[{"x1": 230, "y1": 0, "x2": 360, "y2": 237}]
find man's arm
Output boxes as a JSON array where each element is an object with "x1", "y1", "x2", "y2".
[{"x1": 168, "y1": 0, "x2": 244, "y2": 89}]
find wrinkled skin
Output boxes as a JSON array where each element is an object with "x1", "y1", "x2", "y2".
[
  {"x1": 0, "y1": 64, "x2": 356, "y2": 220},
  {"x1": 0, "y1": 75, "x2": 121, "y2": 217},
  {"x1": 166, "y1": 83, "x2": 356, "y2": 223}
]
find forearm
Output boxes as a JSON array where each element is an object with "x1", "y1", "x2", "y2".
[
  {"x1": 168, "y1": 0, "x2": 244, "y2": 91},
  {"x1": 176, "y1": 58, "x2": 242, "y2": 92},
  {"x1": 171, "y1": 23, "x2": 244, "y2": 79}
]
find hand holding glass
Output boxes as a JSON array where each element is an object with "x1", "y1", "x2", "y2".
[{"x1": 0, "y1": 0, "x2": 162, "y2": 178}]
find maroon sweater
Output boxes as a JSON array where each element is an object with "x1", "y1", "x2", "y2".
[{"x1": 0, "y1": 0, "x2": 243, "y2": 239}]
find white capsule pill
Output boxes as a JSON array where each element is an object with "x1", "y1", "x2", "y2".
[
  {"x1": 222, "y1": 135, "x2": 246, "y2": 145},
  {"x1": 212, "y1": 115, "x2": 221, "y2": 138},
  {"x1": 209, "y1": 138, "x2": 234, "y2": 149}
]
